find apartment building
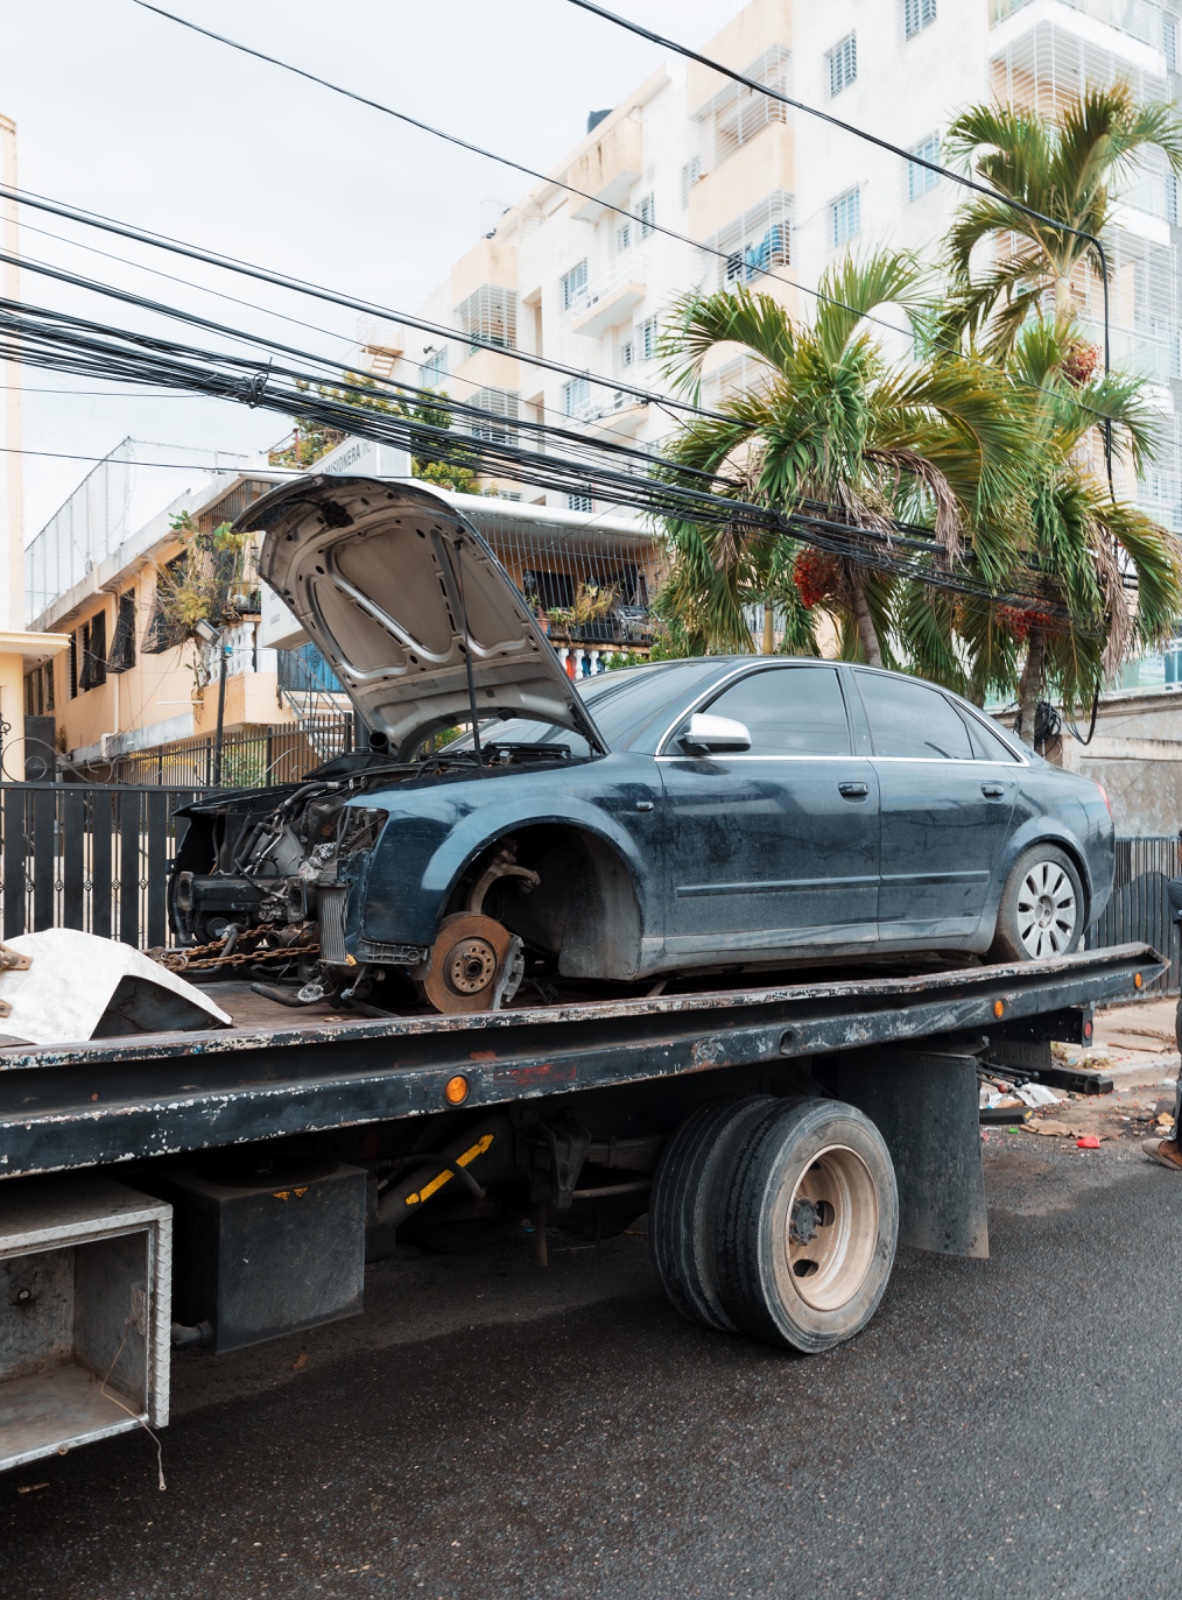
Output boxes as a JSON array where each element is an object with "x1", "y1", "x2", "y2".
[
  {"x1": 22, "y1": 440, "x2": 286, "y2": 769},
  {"x1": 364, "y1": 0, "x2": 1182, "y2": 680}
]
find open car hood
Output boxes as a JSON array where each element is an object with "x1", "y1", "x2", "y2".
[{"x1": 250, "y1": 476, "x2": 608, "y2": 759}]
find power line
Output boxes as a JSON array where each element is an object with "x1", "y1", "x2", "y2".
[
  {"x1": 2, "y1": 444, "x2": 288, "y2": 469},
  {"x1": 0, "y1": 293, "x2": 1086, "y2": 623},
  {"x1": 126, "y1": 0, "x2": 1124, "y2": 436},
  {"x1": 0, "y1": 251, "x2": 719, "y2": 491},
  {"x1": 16, "y1": 218, "x2": 666, "y2": 457},
  {"x1": 0, "y1": 178, "x2": 732, "y2": 428}
]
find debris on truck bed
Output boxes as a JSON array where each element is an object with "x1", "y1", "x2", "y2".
[{"x1": 0, "y1": 929, "x2": 232, "y2": 1046}]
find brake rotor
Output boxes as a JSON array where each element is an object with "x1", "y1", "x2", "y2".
[{"x1": 421, "y1": 913, "x2": 518, "y2": 1015}]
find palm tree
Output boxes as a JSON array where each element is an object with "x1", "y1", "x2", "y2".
[
  {"x1": 943, "y1": 85, "x2": 1182, "y2": 352},
  {"x1": 994, "y1": 320, "x2": 1181, "y2": 736},
  {"x1": 941, "y1": 86, "x2": 1182, "y2": 735},
  {"x1": 657, "y1": 251, "x2": 1027, "y2": 671}
]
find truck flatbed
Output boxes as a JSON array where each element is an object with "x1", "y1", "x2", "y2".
[{"x1": 0, "y1": 943, "x2": 1160, "y2": 1181}]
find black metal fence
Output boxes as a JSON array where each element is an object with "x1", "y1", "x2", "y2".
[
  {"x1": 1087, "y1": 836, "x2": 1180, "y2": 994},
  {"x1": 0, "y1": 785, "x2": 210, "y2": 948},
  {"x1": 103, "y1": 718, "x2": 354, "y2": 788}
]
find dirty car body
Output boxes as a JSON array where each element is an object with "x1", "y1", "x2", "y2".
[{"x1": 170, "y1": 477, "x2": 1115, "y2": 1012}]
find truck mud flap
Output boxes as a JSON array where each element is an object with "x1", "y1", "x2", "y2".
[{"x1": 835, "y1": 1049, "x2": 988, "y2": 1260}]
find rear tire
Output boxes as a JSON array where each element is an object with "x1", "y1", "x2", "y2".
[
  {"x1": 649, "y1": 1095, "x2": 775, "y2": 1332},
  {"x1": 989, "y1": 844, "x2": 1085, "y2": 962},
  {"x1": 712, "y1": 1098, "x2": 898, "y2": 1354}
]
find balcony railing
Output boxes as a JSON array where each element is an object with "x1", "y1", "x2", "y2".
[
  {"x1": 564, "y1": 254, "x2": 647, "y2": 329},
  {"x1": 990, "y1": 0, "x2": 1168, "y2": 51}
]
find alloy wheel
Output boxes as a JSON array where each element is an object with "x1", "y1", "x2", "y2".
[{"x1": 1016, "y1": 860, "x2": 1078, "y2": 959}]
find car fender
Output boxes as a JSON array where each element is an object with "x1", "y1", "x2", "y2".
[
  {"x1": 358, "y1": 790, "x2": 652, "y2": 955},
  {"x1": 983, "y1": 815, "x2": 1101, "y2": 926}
]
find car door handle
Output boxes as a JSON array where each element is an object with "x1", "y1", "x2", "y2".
[
  {"x1": 838, "y1": 782, "x2": 869, "y2": 799},
  {"x1": 980, "y1": 783, "x2": 1007, "y2": 799},
  {"x1": 635, "y1": 800, "x2": 654, "y2": 812}
]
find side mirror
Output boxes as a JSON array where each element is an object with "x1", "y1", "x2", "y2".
[{"x1": 677, "y1": 712, "x2": 752, "y2": 756}]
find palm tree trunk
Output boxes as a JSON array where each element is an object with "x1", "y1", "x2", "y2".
[
  {"x1": 762, "y1": 603, "x2": 775, "y2": 654},
  {"x1": 848, "y1": 570, "x2": 883, "y2": 667},
  {"x1": 1016, "y1": 627, "x2": 1047, "y2": 746}
]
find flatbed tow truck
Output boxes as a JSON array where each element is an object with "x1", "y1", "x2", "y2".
[{"x1": 0, "y1": 939, "x2": 1161, "y2": 1472}]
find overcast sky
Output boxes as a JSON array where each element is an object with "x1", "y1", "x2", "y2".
[{"x1": 4, "y1": 0, "x2": 737, "y2": 538}]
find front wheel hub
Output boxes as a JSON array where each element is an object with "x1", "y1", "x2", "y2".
[{"x1": 421, "y1": 913, "x2": 522, "y2": 1015}]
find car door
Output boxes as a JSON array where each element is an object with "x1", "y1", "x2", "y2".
[
  {"x1": 658, "y1": 663, "x2": 880, "y2": 957},
  {"x1": 851, "y1": 669, "x2": 1018, "y2": 944}
]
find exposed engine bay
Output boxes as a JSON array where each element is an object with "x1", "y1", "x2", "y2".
[{"x1": 163, "y1": 744, "x2": 569, "y2": 1015}]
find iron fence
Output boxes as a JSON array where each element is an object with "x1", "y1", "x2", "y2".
[
  {"x1": 1087, "y1": 835, "x2": 1181, "y2": 993},
  {"x1": 101, "y1": 718, "x2": 355, "y2": 788},
  {"x1": 0, "y1": 785, "x2": 211, "y2": 949}
]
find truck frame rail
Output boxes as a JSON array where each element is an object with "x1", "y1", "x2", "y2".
[{"x1": 0, "y1": 944, "x2": 1161, "y2": 1181}]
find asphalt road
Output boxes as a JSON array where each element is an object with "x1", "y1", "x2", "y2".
[{"x1": 4, "y1": 1136, "x2": 1182, "y2": 1600}]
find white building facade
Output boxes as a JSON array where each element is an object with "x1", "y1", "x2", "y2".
[{"x1": 365, "y1": 0, "x2": 1182, "y2": 681}]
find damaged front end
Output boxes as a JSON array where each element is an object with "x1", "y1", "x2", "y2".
[
  {"x1": 165, "y1": 754, "x2": 550, "y2": 1014},
  {"x1": 166, "y1": 763, "x2": 407, "y2": 1004},
  {"x1": 161, "y1": 473, "x2": 611, "y2": 1014}
]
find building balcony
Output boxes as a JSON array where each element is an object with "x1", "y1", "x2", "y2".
[
  {"x1": 990, "y1": 0, "x2": 1171, "y2": 69},
  {"x1": 564, "y1": 385, "x2": 649, "y2": 435},
  {"x1": 567, "y1": 255, "x2": 648, "y2": 337},
  {"x1": 991, "y1": 0, "x2": 1165, "y2": 48},
  {"x1": 568, "y1": 115, "x2": 644, "y2": 222}
]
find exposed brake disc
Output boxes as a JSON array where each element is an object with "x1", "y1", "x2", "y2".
[{"x1": 419, "y1": 913, "x2": 524, "y2": 1015}]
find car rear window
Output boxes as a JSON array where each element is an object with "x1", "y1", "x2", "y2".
[
  {"x1": 705, "y1": 666, "x2": 851, "y2": 756},
  {"x1": 856, "y1": 672, "x2": 974, "y2": 760},
  {"x1": 963, "y1": 712, "x2": 1024, "y2": 763}
]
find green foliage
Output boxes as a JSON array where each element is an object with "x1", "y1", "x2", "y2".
[
  {"x1": 269, "y1": 374, "x2": 489, "y2": 494},
  {"x1": 942, "y1": 84, "x2": 1182, "y2": 353},
  {"x1": 152, "y1": 513, "x2": 255, "y2": 646},
  {"x1": 653, "y1": 84, "x2": 1182, "y2": 730},
  {"x1": 655, "y1": 254, "x2": 1027, "y2": 679}
]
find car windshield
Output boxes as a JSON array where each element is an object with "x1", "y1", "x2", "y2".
[{"x1": 452, "y1": 661, "x2": 721, "y2": 757}]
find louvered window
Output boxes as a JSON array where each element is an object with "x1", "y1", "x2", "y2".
[
  {"x1": 826, "y1": 33, "x2": 856, "y2": 97},
  {"x1": 903, "y1": 0, "x2": 936, "y2": 41},
  {"x1": 108, "y1": 590, "x2": 137, "y2": 674}
]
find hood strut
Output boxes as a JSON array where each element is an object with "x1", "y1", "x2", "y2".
[{"x1": 453, "y1": 533, "x2": 484, "y2": 769}]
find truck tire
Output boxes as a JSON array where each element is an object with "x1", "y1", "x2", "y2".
[
  {"x1": 989, "y1": 843, "x2": 1085, "y2": 962},
  {"x1": 650, "y1": 1095, "x2": 776, "y2": 1333},
  {"x1": 712, "y1": 1098, "x2": 898, "y2": 1354}
]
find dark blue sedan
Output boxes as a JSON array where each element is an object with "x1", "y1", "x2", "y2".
[{"x1": 173, "y1": 479, "x2": 1115, "y2": 1013}]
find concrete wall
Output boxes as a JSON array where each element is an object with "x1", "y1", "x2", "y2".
[{"x1": 1061, "y1": 689, "x2": 1182, "y2": 835}]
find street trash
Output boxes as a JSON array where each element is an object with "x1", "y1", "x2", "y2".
[
  {"x1": 1076, "y1": 1135, "x2": 1101, "y2": 1149},
  {"x1": 0, "y1": 928, "x2": 231, "y2": 1047},
  {"x1": 1015, "y1": 1083, "x2": 1064, "y2": 1108}
]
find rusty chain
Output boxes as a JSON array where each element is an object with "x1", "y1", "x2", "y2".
[{"x1": 154, "y1": 924, "x2": 319, "y2": 975}]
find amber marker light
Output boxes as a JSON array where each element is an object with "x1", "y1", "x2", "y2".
[
  {"x1": 444, "y1": 1075, "x2": 470, "y2": 1105},
  {"x1": 1134, "y1": 973, "x2": 1144, "y2": 990},
  {"x1": 993, "y1": 1000, "x2": 1006, "y2": 1018}
]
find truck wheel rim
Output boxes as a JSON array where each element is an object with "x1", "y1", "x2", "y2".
[
  {"x1": 783, "y1": 1145, "x2": 878, "y2": 1312},
  {"x1": 1017, "y1": 861, "x2": 1077, "y2": 959}
]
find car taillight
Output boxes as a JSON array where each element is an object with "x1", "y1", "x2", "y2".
[{"x1": 1094, "y1": 781, "x2": 1112, "y2": 818}]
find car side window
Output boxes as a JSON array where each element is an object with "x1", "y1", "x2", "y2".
[
  {"x1": 705, "y1": 667, "x2": 851, "y2": 756},
  {"x1": 855, "y1": 672, "x2": 974, "y2": 760}
]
